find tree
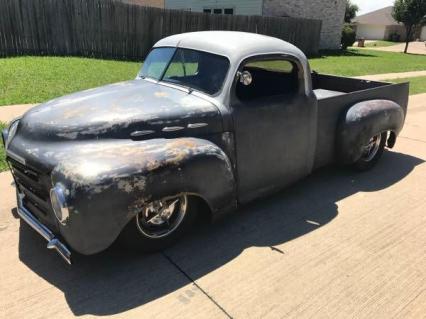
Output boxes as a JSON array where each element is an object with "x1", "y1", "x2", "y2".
[
  {"x1": 392, "y1": 0, "x2": 426, "y2": 53},
  {"x1": 341, "y1": 24, "x2": 356, "y2": 49},
  {"x1": 345, "y1": 0, "x2": 359, "y2": 23}
]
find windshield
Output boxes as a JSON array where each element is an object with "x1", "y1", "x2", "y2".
[{"x1": 139, "y1": 47, "x2": 230, "y2": 95}]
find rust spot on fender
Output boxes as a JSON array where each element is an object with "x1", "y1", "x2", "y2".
[
  {"x1": 154, "y1": 91, "x2": 169, "y2": 98},
  {"x1": 51, "y1": 138, "x2": 231, "y2": 195}
]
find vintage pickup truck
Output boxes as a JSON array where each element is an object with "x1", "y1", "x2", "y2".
[{"x1": 2, "y1": 31, "x2": 408, "y2": 264}]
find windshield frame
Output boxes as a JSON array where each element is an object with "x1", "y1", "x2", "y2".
[{"x1": 139, "y1": 46, "x2": 231, "y2": 97}]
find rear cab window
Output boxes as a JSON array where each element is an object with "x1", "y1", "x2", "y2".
[{"x1": 236, "y1": 58, "x2": 300, "y2": 101}]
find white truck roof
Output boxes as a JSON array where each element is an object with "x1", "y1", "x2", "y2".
[
  {"x1": 154, "y1": 31, "x2": 307, "y2": 65},
  {"x1": 154, "y1": 31, "x2": 311, "y2": 102}
]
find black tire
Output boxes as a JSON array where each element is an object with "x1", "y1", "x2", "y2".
[
  {"x1": 119, "y1": 195, "x2": 198, "y2": 253},
  {"x1": 353, "y1": 132, "x2": 387, "y2": 171}
]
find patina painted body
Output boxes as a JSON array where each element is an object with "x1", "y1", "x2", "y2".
[{"x1": 2, "y1": 32, "x2": 409, "y2": 263}]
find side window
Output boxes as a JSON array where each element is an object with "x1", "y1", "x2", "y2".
[{"x1": 236, "y1": 58, "x2": 300, "y2": 102}]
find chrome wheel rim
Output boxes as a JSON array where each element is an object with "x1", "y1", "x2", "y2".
[
  {"x1": 136, "y1": 195, "x2": 187, "y2": 239},
  {"x1": 361, "y1": 134, "x2": 382, "y2": 162}
]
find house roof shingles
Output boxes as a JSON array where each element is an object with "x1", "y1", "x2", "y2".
[{"x1": 353, "y1": 6, "x2": 400, "y2": 26}]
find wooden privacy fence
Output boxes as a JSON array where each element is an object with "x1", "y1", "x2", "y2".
[{"x1": 0, "y1": 0, "x2": 322, "y2": 60}]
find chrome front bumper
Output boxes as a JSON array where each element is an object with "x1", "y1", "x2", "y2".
[{"x1": 17, "y1": 193, "x2": 72, "y2": 264}]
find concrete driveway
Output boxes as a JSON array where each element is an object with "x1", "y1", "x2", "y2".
[
  {"x1": 1, "y1": 95, "x2": 425, "y2": 318},
  {"x1": 365, "y1": 41, "x2": 426, "y2": 55}
]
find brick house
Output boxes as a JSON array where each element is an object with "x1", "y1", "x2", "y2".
[{"x1": 164, "y1": 0, "x2": 346, "y2": 49}]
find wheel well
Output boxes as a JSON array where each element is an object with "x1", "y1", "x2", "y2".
[
  {"x1": 387, "y1": 131, "x2": 397, "y2": 148},
  {"x1": 189, "y1": 195, "x2": 213, "y2": 224},
  {"x1": 336, "y1": 100, "x2": 404, "y2": 164},
  {"x1": 117, "y1": 193, "x2": 213, "y2": 249},
  {"x1": 119, "y1": 193, "x2": 213, "y2": 234}
]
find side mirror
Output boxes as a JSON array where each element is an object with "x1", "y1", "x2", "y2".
[{"x1": 238, "y1": 71, "x2": 253, "y2": 86}]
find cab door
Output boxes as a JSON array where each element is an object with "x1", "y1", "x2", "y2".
[{"x1": 231, "y1": 55, "x2": 317, "y2": 203}]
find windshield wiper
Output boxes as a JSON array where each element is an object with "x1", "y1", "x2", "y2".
[{"x1": 161, "y1": 79, "x2": 194, "y2": 94}]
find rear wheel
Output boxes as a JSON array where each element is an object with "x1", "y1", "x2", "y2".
[
  {"x1": 120, "y1": 194, "x2": 197, "y2": 252},
  {"x1": 353, "y1": 132, "x2": 387, "y2": 171}
]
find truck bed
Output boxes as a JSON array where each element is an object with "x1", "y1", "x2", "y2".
[
  {"x1": 311, "y1": 73, "x2": 409, "y2": 168},
  {"x1": 313, "y1": 89, "x2": 345, "y2": 99}
]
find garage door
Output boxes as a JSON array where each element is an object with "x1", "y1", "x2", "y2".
[{"x1": 356, "y1": 24, "x2": 386, "y2": 40}]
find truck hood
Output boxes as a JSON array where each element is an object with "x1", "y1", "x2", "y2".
[{"x1": 18, "y1": 80, "x2": 223, "y2": 141}]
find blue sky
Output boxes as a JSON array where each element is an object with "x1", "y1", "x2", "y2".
[{"x1": 353, "y1": 0, "x2": 395, "y2": 15}]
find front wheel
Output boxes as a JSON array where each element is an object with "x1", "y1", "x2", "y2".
[
  {"x1": 120, "y1": 194, "x2": 197, "y2": 252},
  {"x1": 353, "y1": 132, "x2": 387, "y2": 171}
]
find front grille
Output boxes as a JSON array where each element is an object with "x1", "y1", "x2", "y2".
[{"x1": 8, "y1": 158, "x2": 51, "y2": 217}]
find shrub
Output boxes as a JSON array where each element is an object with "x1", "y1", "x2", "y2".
[{"x1": 341, "y1": 24, "x2": 356, "y2": 50}]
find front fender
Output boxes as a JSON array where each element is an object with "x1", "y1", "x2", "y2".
[
  {"x1": 51, "y1": 138, "x2": 236, "y2": 254},
  {"x1": 336, "y1": 100, "x2": 405, "y2": 164}
]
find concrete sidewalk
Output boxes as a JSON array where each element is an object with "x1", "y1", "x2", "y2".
[
  {"x1": 0, "y1": 104, "x2": 35, "y2": 123},
  {"x1": 354, "y1": 70, "x2": 426, "y2": 81},
  {"x1": 0, "y1": 96, "x2": 425, "y2": 318}
]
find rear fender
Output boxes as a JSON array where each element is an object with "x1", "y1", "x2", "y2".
[
  {"x1": 50, "y1": 138, "x2": 236, "y2": 254},
  {"x1": 336, "y1": 100, "x2": 405, "y2": 164}
]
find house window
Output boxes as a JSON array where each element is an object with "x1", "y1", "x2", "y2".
[{"x1": 203, "y1": 8, "x2": 234, "y2": 15}]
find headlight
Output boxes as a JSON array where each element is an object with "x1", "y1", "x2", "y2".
[
  {"x1": 5, "y1": 119, "x2": 19, "y2": 149},
  {"x1": 50, "y1": 183, "x2": 70, "y2": 225}
]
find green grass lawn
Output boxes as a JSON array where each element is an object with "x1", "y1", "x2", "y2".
[
  {"x1": 385, "y1": 76, "x2": 426, "y2": 95},
  {"x1": 309, "y1": 49, "x2": 426, "y2": 77},
  {"x1": 1, "y1": 50, "x2": 426, "y2": 106},
  {"x1": 0, "y1": 56, "x2": 141, "y2": 106},
  {"x1": 364, "y1": 41, "x2": 399, "y2": 48},
  {"x1": 0, "y1": 122, "x2": 7, "y2": 172}
]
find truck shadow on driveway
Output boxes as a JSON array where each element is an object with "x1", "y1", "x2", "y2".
[{"x1": 17, "y1": 150, "x2": 424, "y2": 316}]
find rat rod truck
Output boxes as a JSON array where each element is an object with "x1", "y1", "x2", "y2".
[{"x1": 2, "y1": 32, "x2": 408, "y2": 264}]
